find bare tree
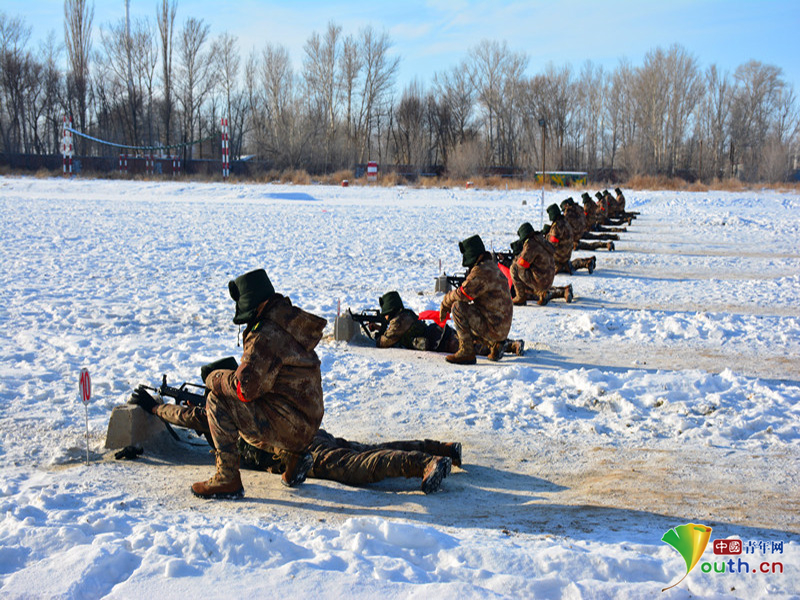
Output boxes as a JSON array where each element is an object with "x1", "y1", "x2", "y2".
[
  {"x1": 157, "y1": 0, "x2": 177, "y2": 147},
  {"x1": 63, "y1": 0, "x2": 93, "y2": 153},
  {"x1": 176, "y1": 16, "x2": 211, "y2": 159},
  {"x1": 303, "y1": 21, "x2": 341, "y2": 170},
  {"x1": 432, "y1": 60, "x2": 476, "y2": 165},
  {"x1": 0, "y1": 12, "x2": 32, "y2": 152},
  {"x1": 212, "y1": 32, "x2": 244, "y2": 157},
  {"x1": 468, "y1": 40, "x2": 528, "y2": 166},
  {"x1": 338, "y1": 32, "x2": 362, "y2": 160},
  {"x1": 730, "y1": 60, "x2": 786, "y2": 180},
  {"x1": 698, "y1": 64, "x2": 733, "y2": 179},
  {"x1": 354, "y1": 26, "x2": 399, "y2": 162}
]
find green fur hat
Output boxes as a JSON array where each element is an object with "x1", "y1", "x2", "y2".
[
  {"x1": 379, "y1": 291, "x2": 404, "y2": 316},
  {"x1": 517, "y1": 222, "x2": 534, "y2": 240},
  {"x1": 547, "y1": 203, "x2": 561, "y2": 223},
  {"x1": 459, "y1": 235, "x2": 486, "y2": 268},
  {"x1": 229, "y1": 268, "x2": 275, "y2": 325}
]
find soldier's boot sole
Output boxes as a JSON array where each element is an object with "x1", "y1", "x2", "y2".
[
  {"x1": 281, "y1": 451, "x2": 314, "y2": 488},
  {"x1": 421, "y1": 457, "x2": 452, "y2": 494}
]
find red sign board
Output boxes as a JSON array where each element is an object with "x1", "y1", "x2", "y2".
[{"x1": 79, "y1": 368, "x2": 91, "y2": 403}]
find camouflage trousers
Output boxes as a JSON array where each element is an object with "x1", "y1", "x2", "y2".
[
  {"x1": 308, "y1": 430, "x2": 446, "y2": 485},
  {"x1": 205, "y1": 369, "x2": 319, "y2": 457},
  {"x1": 150, "y1": 407, "x2": 450, "y2": 486},
  {"x1": 450, "y1": 301, "x2": 506, "y2": 346},
  {"x1": 510, "y1": 262, "x2": 553, "y2": 301}
]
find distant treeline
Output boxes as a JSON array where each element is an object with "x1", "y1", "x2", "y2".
[{"x1": 1, "y1": 2, "x2": 798, "y2": 182}]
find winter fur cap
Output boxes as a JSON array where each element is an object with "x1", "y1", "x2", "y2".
[
  {"x1": 547, "y1": 203, "x2": 561, "y2": 223},
  {"x1": 229, "y1": 268, "x2": 276, "y2": 324},
  {"x1": 615, "y1": 187, "x2": 623, "y2": 195},
  {"x1": 595, "y1": 191, "x2": 604, "y2": 201},
  {"x1": 581, "y1": 192, "x2": 592, "y2": 203},
  {"x1": 459, "y1": 234, "x2": 486, "y2": 268},
  {"x1": 379, "y1": 291, "x2": 404, "y2": 316},
  {"x1": 517, "y1": 222, "x2": 535, "y2": 240}
]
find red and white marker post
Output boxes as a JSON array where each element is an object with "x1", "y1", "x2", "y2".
[
  {"x1": 221, "y1": 118, "x2": 230, "y2": 180},
  {"x1": 61, "y1": 116, "x2": 74, "y2": 176},
  {"x1": 79, "y1": 368, "x2": 91, "y2": 465}
]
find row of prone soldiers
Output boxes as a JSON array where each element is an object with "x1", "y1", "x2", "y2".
[{"x1": 360, "y1": 188, "x2": 638, "y2": 365}]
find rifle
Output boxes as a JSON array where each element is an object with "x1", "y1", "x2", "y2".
[
  {"x1": 137, "y1": 375, "x2": 211, "y2": 445},
  {"x1": 493, "y1": 251, "x2": 515, "y2": 268},
  {"x1": 141, "y1": 374, "x2": 208, "y2": 408},
  {"x1": 347, "y1": 308, "x2": 387, "y2": 339},
  {"x1": 445, "y1": 271, "x2": 467, "y2": 289}
]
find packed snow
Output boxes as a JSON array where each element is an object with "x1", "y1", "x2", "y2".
[{"x1": 0, "y1": 176, "x2": 798, "y2": 599}]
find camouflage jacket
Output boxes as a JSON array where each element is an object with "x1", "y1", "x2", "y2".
[
  {"x1": 512, "y1": 232, "x2": 555, "y2": 293},
  {"x1": 615, "y1": 190, "x2": 627, "y2": 213},
  {"x1": 211, "y1": 293, "x2": 326, "y2": 429},
  {"x1": 441, "y1": 255, "x2": 512, "y2": 341},
  {"x1": 604, "y1": 191, "x2": 621, "y2": 217},
  {"x1": 546, "y1": 217, "x2": 575, "y2": 268},
  {"x1": 376, "y1": 309, "x2": 427, "y2": 349},
  {"x1": 564, "y1": 204, "x2": 588, "y2": 238},
  {"x1": 583, "y1": 200, "x2": 599, "y2": 229}
]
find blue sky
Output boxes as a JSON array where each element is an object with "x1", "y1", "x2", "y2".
[{"x1": 5, "y1": 0, "x2": 799, "y2": 91}]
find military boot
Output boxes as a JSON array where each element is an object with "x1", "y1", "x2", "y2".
[
  {"x1": 512, "y1": 293, "x2": 527, "y2": 306},
  {"x1": 446, "y1": 336, "x2": 477, "y2": 365},
  {"x1": 564, "y1": 284, "x2": 574, "y2": 303},
  {"x1": 537, "y1": 292, "x2": 550, "y2": 306},
  {"x1": 279, "y1": 449, "x2": 314, "y2": 487},
  {"x1": 423, "y1": 440, "x2": 462, "y2": 467},
  {"x1": 607, "y1": 242, "x2": 615, "y2": 252},
  {"x1": 191, "y1": 451, "x2": 244, "y2": 499},
  {"x1": 421, "y1": 456, "x2": 452, "y2": 494},
  {"x1": 487, "y1": 341, "x2": 505, "y2": 361},
  {"x1": 504, "y1": 339, "x2": 525, "y2": 357}
]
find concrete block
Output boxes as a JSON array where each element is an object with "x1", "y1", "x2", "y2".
[
  {"x1": 105, "y1": 404, "x2": 166, "y2": 449},
  {"x1": 434, "y1": 276, "x2": 452, "y2": 294},
  {"x1": 334, "y1": 314, "x2": 355, "y2": 342}
]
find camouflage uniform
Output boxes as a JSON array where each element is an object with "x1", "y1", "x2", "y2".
[
  {"x1": 205, "y1": 293, "x2": 326, "y2": 460},
  {"x1": 147, "y1": 405, "x2": 455, "y2": 493},
  {"x1": 565, "y1": 203, "x2": 615, "y2": 251},
  {"x1": 546, "y1": 216, "x2": 575, "y2": 273},
  {"x1": 548, "y1": 215, "x2": 595, "y2": 274},
  {"x1": 306, "y1": 430, "x2": 456, "y2": 488},
  {"x1": 440, "y1": 255, "x2": 513, "y2": 349},
  {"x1": 510, "y1": 232, "x2": 555, "y2": 302},
  {"x1": 376, "y1": 308, "x2": 429, "y2": 350}
]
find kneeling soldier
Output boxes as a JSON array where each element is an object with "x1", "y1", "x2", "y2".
[
  {"x1": 376, "y1": 290, "x2": 523, "y2": 356},
  {"x1": 510, "y1": 222, "x2": 572, "y2": 306},
  {"x1": 439, "y1": 235, "x2": 514, "y2": 364},
  {"x1": 194, "y1": 269, "x2": 326, "y2": 499}
]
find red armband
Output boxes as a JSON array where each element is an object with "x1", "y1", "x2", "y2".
[
  {"x1": 236, "y1": 380, "x2": 251, "y2": 403},
  {"x1": 548, "y1": 236, "x2": 560, "y2": 244},
  {"x1": 517, "y1": 257, "x2": 531, "y2": 268},
  {"x1": 458, "y1": 285, "x2": 475, "y2": 301}
]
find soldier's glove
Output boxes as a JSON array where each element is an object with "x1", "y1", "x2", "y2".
[
  {"x1": 128, "y1": 386, "x2": 157, "y2": 414},
  {"x1": 368, "y1": 322, "x2": 382, "y2": 332},
  {"x1": 114, "y1": 445, "x2": 143, "y2": 460},
  {"x1": 439, "y1": 304, "x2": 449, "y2": 323}
]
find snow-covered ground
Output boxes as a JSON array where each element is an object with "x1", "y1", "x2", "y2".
[{"x1": 0, "y1": 176, "x2": 798, "y2": 599}]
